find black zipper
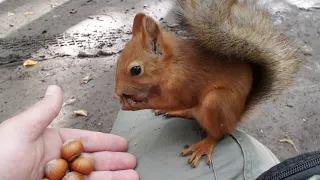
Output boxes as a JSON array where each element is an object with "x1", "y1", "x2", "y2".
[{"x1": 266, "y1": 157, "x2": 320, "y2": 180}]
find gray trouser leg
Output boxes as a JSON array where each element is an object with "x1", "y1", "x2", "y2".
[{"x1": 111, "y1": 110, "x2": 279, "y2": 180}]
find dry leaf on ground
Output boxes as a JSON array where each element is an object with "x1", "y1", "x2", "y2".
[
  {"x1": 24, "y1": 12, "x2": 33, "y2": 16},
  {"x1": 280, "y1": 135, "x2": 299, "y2": 153},
  {"x1": 81, "y1": 74, "x2": 93, "y2": 84},
  {"x1": 23, "y1": 59, "x2": 38, "y2": 66},
  {"x1": 62, "y1": 97, "x2": 78, "y2": 107},
  {"x1": 73, "y1": 109, "x2": 88, "y2": 116}
]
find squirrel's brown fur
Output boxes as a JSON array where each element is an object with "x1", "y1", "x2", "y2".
[
  {"x1": 114, "y1": 0, "x2": 301, "y2": 168},
  {"x1": 175, "y1": 0, "x2": 301, "y2": 119}
]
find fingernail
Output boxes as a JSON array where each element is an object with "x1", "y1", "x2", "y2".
[{"x1": 45, "y1": 85, "x2": 56, "y2": 96}]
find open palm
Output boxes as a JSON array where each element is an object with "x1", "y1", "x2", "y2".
[{"x1": 0, "y1": 85, "x2": 138, "y2": 180}]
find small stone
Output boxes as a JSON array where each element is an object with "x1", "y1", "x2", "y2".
[
  {"x1": 300, "y1": 44, "x2": 313, "y2": 56},
  {"x1": 70, "y1": 9, "x2": 77, "y2": 14}
]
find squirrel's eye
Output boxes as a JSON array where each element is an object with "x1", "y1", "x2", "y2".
[{"x1": 130, "y1": 66, "x2": 142, "y2": 76}]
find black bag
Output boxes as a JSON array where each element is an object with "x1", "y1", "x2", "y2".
[{"x1": 256, "y1": 151, "x2": 320, "y2": 180}]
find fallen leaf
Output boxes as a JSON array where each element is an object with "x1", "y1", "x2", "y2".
[
  {"x1": 44, "y1": 72, "x2": 56, "y2": 77},
  {"x1": 280, "y1": 135, "x2": 299, "y2": 153},
  {"x1": 23, "y1": 59, "x2": 38, "y2": 66},
  {"x1": 24, "y1": 11, "x2": 33, "y2": 16},
  {"x1": 62, "y1": 97, "x2": 78, "y2": 107},
  {"x1": 51, "y1": 3, "x2": 58, "y2": 8},
  {"x1": 8, "y1": 12, "x2": 14, "y2": 16},
  {"x1": 166, "y1": 23, "x2": 179, "y2": 28},
  {"x1": 73, "y1": 109, "x2": 88, "y2": 116},
  {"x1": 81, "y1": 74, "x2": 93, "y2": 84}
]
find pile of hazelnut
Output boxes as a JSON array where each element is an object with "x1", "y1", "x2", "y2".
[{"x1": 41, "y1": 139, "x2": 94, "y2": 180}]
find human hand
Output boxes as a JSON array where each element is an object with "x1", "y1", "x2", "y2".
[{"x1": 0, "y1": 85, "x2": 138, "y2": 180}]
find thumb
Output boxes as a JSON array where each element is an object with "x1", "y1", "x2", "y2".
[{"x1": 6, "y1": 85, "x2": 63, "y2": 141}]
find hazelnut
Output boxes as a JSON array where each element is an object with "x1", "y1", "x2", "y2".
[
  {"x1": 62, "y1": 171, "x2": 85, "y2": 180},
  {"x1": 70, "y1": 153, "x2": 94, "y2": 175},
  {"x1": 45, "y1": 159, "x2": 68, "y2": 180},
  {"x1": 61, "y1": 139, "x2": 84, "y2": 161}
]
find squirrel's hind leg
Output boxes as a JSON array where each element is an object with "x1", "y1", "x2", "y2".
[{"x1": 180, "y1": 88, "x2": 244, "y2": 167}]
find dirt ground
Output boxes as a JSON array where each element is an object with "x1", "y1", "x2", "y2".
[{"x1": 0, "y1": 0, "x2": 320, "y2": 162}]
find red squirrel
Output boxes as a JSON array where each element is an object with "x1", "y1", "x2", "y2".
[{"x1": 114, "y1": 0, "x2": 301, "y2": 168}]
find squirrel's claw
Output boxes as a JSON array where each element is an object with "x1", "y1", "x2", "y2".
[
  {"x1": 153, "y1": 109, "x2": 166, "y2": 116},
  {"x1": 163, "y1": 113, "x2": 170, "y2": 118}
]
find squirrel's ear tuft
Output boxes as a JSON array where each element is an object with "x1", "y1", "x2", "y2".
[
  {"x1": 143, "y1": 16, "x2": 160, "y2": 41},
  {"x1": 132, "y1": 13, "x2": 147, "y2": 37},
  {"x1": 141, "y1": 16, "x2": 165, "y2": 55},
  {"x1": 132, "y1": 13, "x2": 169, "y2": 56}
]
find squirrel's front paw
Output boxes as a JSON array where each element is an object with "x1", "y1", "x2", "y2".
[
  {"x1": 121, "y1": 96, "x2": 150, "y2": 111},
  {"x1": 153, "y1": 109, "x2": 195, "y2": 119},
  {"x1": 152, "y1": 109, "x2": 166, "y2": 116},
  {"x1": 152, "y1": 110, "x2": 175, "y2": 119}
]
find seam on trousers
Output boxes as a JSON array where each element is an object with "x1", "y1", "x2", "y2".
[
  {"x1": 211, "y1": 154, "x2": 218, "y2": 180},
  {"x1": 199, "y1": 131, "x2": 218, "y2": 180},
  {"x1": 231, "y1": 131, "x2": 254, "y2": 180},
  {"x1": 266, "y1": 148, "x2": 280, "y2": 164}
]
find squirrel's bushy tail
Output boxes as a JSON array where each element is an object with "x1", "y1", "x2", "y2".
[{"x1": 175, "y1": 0, "x2": 302, "y2": 118}]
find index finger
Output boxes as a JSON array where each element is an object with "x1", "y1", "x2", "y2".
[{"x1": 56, "y1": 128, "x2": 128, "y2": 152}]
